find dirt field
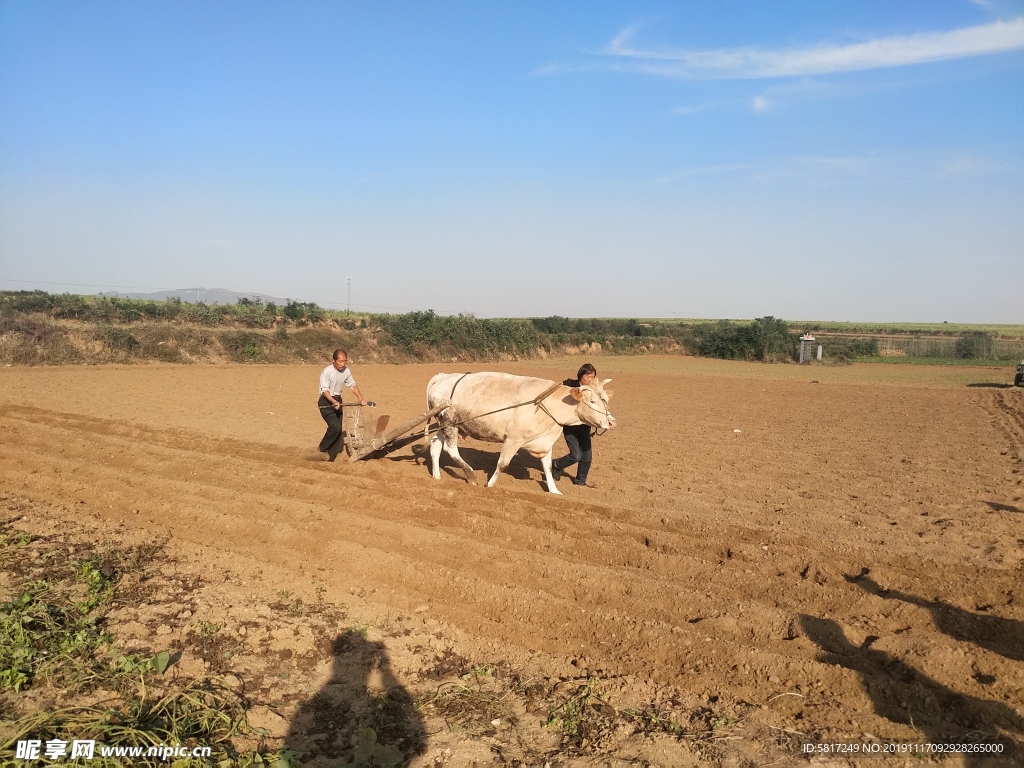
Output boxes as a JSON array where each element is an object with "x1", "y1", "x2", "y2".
[{"x1": 1, "y1": 356, "x2": 1022, "y2": 766}]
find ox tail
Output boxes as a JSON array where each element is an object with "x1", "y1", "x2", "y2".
[
  {"x1": 425, "y1": 372, "x2": 463, "y2": 440},
  {"x1": 425, "y1": 374, "x2": 441, "y2": 440}
]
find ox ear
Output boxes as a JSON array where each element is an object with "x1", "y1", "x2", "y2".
[{"x1": 569, "y1": 387, "x2": 583, "y2": 401}]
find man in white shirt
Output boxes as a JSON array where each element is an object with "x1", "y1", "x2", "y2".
[{"x1": 318, "y1": 349, "x2": 369, "y2": 461}]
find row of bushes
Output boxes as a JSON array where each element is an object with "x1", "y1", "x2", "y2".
[
  {"x1": 377, "y1": 311, "x2": 542, "y2": 357},
  {"x1": 372, "y1": 311, "x2": 693, "y2": 359},
  {"x1": 0, "y1": 311, "x2": 762, "y2": 365},
  {"x1": 0, "y1": 313, "x2": 680, "y2": 367},
  {"x1": 811, "y1": 336, "x2": 880, "y2": 364},
  {"x1": 0, "y1": 313, "x2": 371, "y2": 365},
  {"x1": 529, "y1": 316, "x2": 661, "y2": 337},
  {"x1": 813, "y1": 330, "x2": 1020, "y2": 361},
  {"x1": 2, "y1": 291, "x2": 1018, "y2": 365},
  {"x1": 688, "y1": 317, "x2": 796, "y2": 362},
  {"x1": 680, "y1": 327, "x2": 1014, "y2": 363},
  {"x1": 0, "y1": 291, "x2": 325, "y2": 327}
]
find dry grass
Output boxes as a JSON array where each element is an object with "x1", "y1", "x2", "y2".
[{"x1": 0, "y1": 512, "x2": 297, "y2": 767}]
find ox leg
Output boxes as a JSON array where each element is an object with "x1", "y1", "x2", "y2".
[
  {"x1": 429, "y1": 431, "x2": 444, "y2": 480},
  {"x1": 487, "y1": 440, "x2": 523, "y2": 489},
  {"x1": 442, "y1": 427, "x2": 477, "y2": 485},
  {"x1": 540, "y1": 449, "x2": 562, "y2": 495}
]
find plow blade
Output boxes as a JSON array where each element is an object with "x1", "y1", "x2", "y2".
[{"x1": 348, "y1": 402, "x2": 449, "y2": 463}]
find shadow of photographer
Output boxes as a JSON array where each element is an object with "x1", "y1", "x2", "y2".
[
  {"x1": 846, "y1": 571, "x2": 1024, "y2": 662},
  {"x1": 983, "y1": 500, "x2": 1022, "y2": 514},
  {"x1": 286, "y1": 630, "x2": 426, "y2": 765},
  {"x1": 799, "y1": 615, "x2": 1022, "y2": 765}
]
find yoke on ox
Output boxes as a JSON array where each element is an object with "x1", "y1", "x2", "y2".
[{"x1": 426, "y1": 372, "x2": 615, "y2": 494}]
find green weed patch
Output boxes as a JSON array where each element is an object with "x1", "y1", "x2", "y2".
[{"x1": 0, "y1": 520, "x2": 297, "y2": 767}]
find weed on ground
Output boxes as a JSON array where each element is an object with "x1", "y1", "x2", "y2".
[
  {"x1": 1, "y1": 496, "x2": 795, "y2": 766},
  {"x1": 0, "y1": 507, "x2": 296, "y2": 767}
]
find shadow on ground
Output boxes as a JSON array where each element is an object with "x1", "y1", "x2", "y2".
[
  {"x1": 286, "y1": 630, "x2": 426, "y2": 764},
  {"x1": 983, "y1": 500, "x2": 1022, "y2": 514},
  {"x1": 799, "y1": 615, "x2": 1021, "y2": 766},
  {"x1": 396, "y1": 443, "x2": 549, "y2": 484},
  {"x1": 846, "y1": 571, "x2": 1024, "y2": 662}
]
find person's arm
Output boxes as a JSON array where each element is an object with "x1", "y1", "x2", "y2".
[
  {"x1": 344, "y1": 369, "x2": 368, "y2": 406},
  {"x1": 350, "y1": 385, "x2": 368, "y2": 407},
  {"x1": 322, "y1": 388, "x2": 342, "y2": 410}
]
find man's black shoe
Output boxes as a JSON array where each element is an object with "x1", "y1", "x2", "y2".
[{"x1": 551, "y1": 465, "x2": 564, "y2": 481}]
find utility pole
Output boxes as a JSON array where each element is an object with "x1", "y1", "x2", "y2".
[{"x1": 346, "y1": 276, "x2": 351, "y2": 313}]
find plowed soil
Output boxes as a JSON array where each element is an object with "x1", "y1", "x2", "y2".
[{"x1": 2, "y1": 357, "x2": 1022, "y2": 765}]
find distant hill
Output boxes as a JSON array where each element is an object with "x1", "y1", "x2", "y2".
[{"x1": 97, "y1": 288, "x2": 294, "y2": 305}]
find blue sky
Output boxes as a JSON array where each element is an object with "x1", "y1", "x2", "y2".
[{"x1": 1, "y1": 1, "x2": 1022, "y2": 321}]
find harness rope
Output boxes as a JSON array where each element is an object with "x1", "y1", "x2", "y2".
[
  {"x1": 421, "y1": 376, "x2": 562, "y2": 440},
  {"x1": 448, "y1": 372, "x2": 472, "y2": 401},
  {"x1": 442, "y1": 380, "x2": 568, "y2": 429},
  {"x1": 434, "y1": 379, "x2": 612, "y2": 446}
]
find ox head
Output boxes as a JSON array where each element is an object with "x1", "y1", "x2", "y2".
[{"x1": 570, "y1": 378, "x2": 616, "y2": 429}]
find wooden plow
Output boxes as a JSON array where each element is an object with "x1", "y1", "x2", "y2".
[
  {"x1": 340, "y1": 380, "x2": 563, "y2": 463},
  {"x1": 342, "y1": 402, "x2": 450, "y2": 463}
]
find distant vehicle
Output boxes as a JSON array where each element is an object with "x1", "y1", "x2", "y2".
[{"x1": 1016, "y1": 360, "x2": 1024, "y2": 387}]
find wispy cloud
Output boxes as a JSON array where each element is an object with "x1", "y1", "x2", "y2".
[
  {"x1": 650, "y1": 162, "x2": 758, "y2": 185},
  {"x1": 938, "y1": 155, "x2": 1000, "y2": 175},
  {"x1": 673, "y1": 103, "x2": 717, "y2": 115},
  {"x1": 649, "y1": 151, "x2": 1013, "y2": 186},
  {"x1": 650, "y1": 154, "x2": 877, "y2": 187},
  {"x1": 602, "y1": 17, "x2": 1024, "y2": 79}
]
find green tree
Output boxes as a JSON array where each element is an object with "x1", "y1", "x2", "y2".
[{"x1": 954, "y1": 331, "x2": 993, "y2": 359}]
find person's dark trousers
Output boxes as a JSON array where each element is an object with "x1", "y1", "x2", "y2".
[
  {"x1": 318, "y1": 395, "x2": 343, "y2": 460},
  {"x1": 553, "y1": 425, "x2": 592, "y2": 485}
]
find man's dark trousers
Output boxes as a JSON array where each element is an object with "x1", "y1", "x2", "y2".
[{"x1": 318, "y1": 395, "x2": 343, "y2": 460}]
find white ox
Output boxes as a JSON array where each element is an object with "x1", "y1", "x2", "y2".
[{"x1": 425, "y1": 372, "x2": 615, "y2": 494}]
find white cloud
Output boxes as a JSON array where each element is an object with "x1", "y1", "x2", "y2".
[
  {"x1": 939, "y1": 156, "x2": 1000, "y2": 175},
  {"x1": 603, "y1": 17, "x2": 1024, "y2": 79},
  {"x1": 649, "y1": 151, "x2": 1016, "y2": 187},
  {"x1": 649, "y1": 162, "x2": 762, "y2": 185},
  {"x1": 751, "y1": 95, "x2": 772, "y2": 112},
  {"x1": 673, "y1": 103, "x2": 715, "y2": 115}
]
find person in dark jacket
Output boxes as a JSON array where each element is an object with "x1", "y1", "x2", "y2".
[{"x1": 552, "y1": 363, "x2": 599, "y2": 487}]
